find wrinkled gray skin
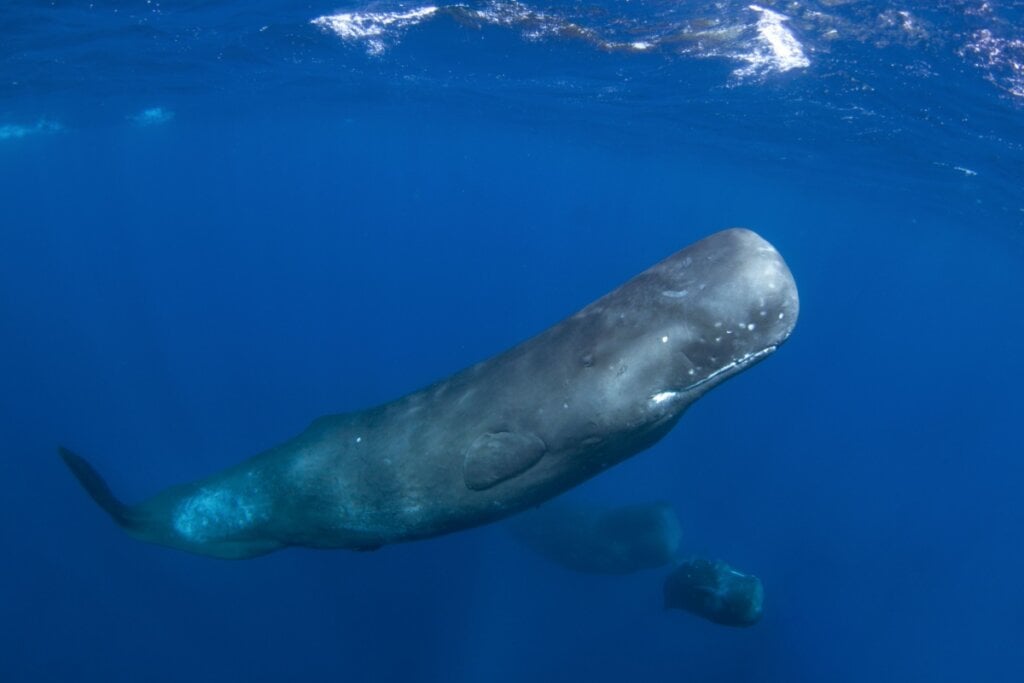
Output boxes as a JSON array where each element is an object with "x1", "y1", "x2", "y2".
[
  {"x1": 60, "y1": 228, "x2": 799, "y2": 559},
  {"x1": 507, "y1": 501, "x2": 683, "y2": 574}
]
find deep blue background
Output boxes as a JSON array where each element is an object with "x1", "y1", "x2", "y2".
[{"x1": 3, "y1": 1, "x2": 1024, "y2": 681}]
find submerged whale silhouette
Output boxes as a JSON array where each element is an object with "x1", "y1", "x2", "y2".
[
  {"x1": 60, "y1": 228, "x2": 799, "y2": 559},
  {"x1": 507, "y1": 500, "x2": 683, "y2": 574}
]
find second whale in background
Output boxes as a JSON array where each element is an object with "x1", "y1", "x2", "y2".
[{"x1": 507, "y1": 500, "x2": 683, "y2": 574}]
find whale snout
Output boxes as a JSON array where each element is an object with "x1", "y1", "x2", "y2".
[
  {"x1": 697, "y1": 228, "x2": 799, "y2": 349},
  {"x1": 655, "y1": 228, "x2": 799, "y2": 395}
]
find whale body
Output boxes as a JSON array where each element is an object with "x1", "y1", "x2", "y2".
[
  {"x1": 664, "y1": 558, "x2": 765, "y2": 627},
  {"x1": 507, "y1": 500, "x2": 683, "y2": 574},
  {"x1": 60, "y1": 228, "x2": 799, "y2": 559}
]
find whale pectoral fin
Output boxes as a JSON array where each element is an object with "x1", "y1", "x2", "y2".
[
  {"x1": 58, "y1": 446, "x2": 136, "y2": 531},
  {"x1": 463, "y1": 431, "x2": 546, "y2": 491}
]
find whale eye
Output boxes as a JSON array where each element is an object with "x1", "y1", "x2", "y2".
[{"x1": 463, "y1": 431, "x2": 547, "y2": 491}]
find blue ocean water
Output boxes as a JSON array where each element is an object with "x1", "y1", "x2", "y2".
[{"x1": 2, "y1": 1, "x2": 1023, "y2": 681}]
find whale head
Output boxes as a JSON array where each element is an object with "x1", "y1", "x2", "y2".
[
  {"x1": 654, "y1": 227, "x2": 800, "y2": 399},
  {"x1": 575, "y1": 228, "x2": 799, "y2": 427}
]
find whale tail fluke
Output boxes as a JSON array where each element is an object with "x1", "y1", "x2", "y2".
[{"x1": 58, "y1": 446, "x2": 137, "y2": 531}]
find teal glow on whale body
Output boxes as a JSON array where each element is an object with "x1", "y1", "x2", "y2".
[{"x1": 60, "y1": 228, "x2": 799, "y2": 559}]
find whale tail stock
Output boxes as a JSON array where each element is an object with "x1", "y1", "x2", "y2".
[
  {"x1": 58, "y1": 446, "x2": 139, "y2": 532},
  {"x1": 58, "y1": 446, "x2": 286, "y2": 559}
]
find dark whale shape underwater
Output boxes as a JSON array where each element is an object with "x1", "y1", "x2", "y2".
[
  {"x1": 507, "y1": 500, "x2": 683, "y2": 575},
  {"x1": 60, "y1": 228, "x2": 799, "y2": 559}
]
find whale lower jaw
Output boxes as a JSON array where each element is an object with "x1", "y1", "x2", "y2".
[
  {"x1": 681, "y1": 344, "x2": 779, "y2": 396},
  {"x1": 648, "y1": 343, "x2": 780, "y2": 412}
]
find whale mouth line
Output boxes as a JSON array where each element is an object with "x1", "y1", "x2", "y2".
[
  {"x1": 680, "y1": 344, "x2": 778, "y2": 394},
  {"x1": 647, "y1": 344, "x2": 778, "y2": 409}
]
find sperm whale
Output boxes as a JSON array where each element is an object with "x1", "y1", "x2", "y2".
[{"x1": 60, "y1": 228, "x2": 799, "y2": 559}]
